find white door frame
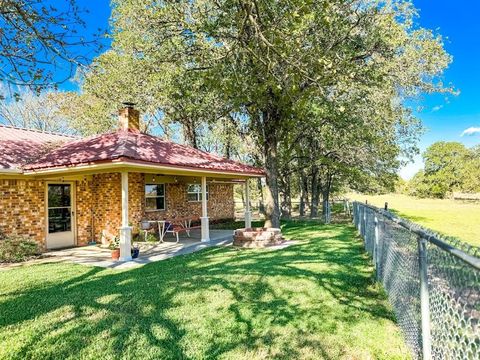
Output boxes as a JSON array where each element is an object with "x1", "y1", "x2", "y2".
[{"x1": 45, "y1": 181, "x2": 76, "y2": 249}]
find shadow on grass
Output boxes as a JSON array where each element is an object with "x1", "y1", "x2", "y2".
[{"x1": 0, "y1": 221, "x2": 402, "y2": 359}]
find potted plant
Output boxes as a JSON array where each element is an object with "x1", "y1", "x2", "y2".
[{"x1": 109, "y1": 236, "x2": 120, "y2": 260}]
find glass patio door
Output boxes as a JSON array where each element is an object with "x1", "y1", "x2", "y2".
[{"x1": 46, "y1": 183, "x2": 75, "y2": 249}]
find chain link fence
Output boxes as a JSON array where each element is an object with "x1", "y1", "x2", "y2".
[{"x1": 352, "y1": 201, "x2": 480, "y2": 360}]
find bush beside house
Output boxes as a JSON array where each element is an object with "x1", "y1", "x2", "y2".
[{"x1": 0, "y1": 231, "x2": 41, "y2": 263}]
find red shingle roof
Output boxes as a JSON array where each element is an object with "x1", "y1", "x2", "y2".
[
  {"x1": 0, "y1": 126, "x2": 264, "y2": 176},
  {"x1": 0, "y1": 125, "x2": 77, "y2": 169}
]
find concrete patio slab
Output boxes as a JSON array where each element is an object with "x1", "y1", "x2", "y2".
[{"x1": 13, "y1": 229, "x2": 234, "y2": 270}]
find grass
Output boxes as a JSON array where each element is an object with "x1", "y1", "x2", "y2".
[
  {"x1": 0, "y1": 221, "x2": 410, "y2": 359},
  {"x1": 347, "y1": 193, "x2": 480, "y2": 247}
]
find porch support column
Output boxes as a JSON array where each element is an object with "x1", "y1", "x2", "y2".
[
  {"x1": 119, "y1": 172, "x2": 132, "y2": 261},
  {"x1": 244, "y1": 179, "x2": 252, "y2": 229},
  {"x1": 200, "y1": 176, "x2": 210, "y2": 242}
]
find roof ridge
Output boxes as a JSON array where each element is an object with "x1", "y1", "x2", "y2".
[
  {"x1": 0, "y1": 124, "x2": 79, "y2": 139},
  {"x1": 114, "y1": 130, "x2": 130, "y2": 158}
]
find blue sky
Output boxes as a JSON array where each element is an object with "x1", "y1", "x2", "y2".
[
  {"x1": 401, "y1": 0, "x2": 480, "y2": 178},
  {"x1": 57, "y1": 0, "x2": 111, "y2": 90},
  {"x1": 65, "y1": 1, "x2": 480, "y2": 178}
]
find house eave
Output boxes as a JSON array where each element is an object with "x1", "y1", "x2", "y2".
[
  {"x1": 22, "y1": 159, "x2": 265, "y2": 179},
  {"x1": 0, "y1": 168, "x2": 23, "y2": 174}
]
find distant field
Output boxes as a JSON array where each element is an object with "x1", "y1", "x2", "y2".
[{"x1": 347, "y1": 193, "x2": 480, "y2": 247}]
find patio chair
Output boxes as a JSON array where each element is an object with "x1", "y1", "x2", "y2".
[{"x1": 140, "y1": 220, "x2": 155, "y2": 241}]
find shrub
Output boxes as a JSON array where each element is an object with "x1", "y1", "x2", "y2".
[
  {"x1": 0, "y1": 236, "x2": 41, "y2": 263},
  {"x1": 145, "y1": 232, "x2": 158, "y2": 243},
  {"x1": 133, "y1": 232, "x2": 158, "y2": 243}
]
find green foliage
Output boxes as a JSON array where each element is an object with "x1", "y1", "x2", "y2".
[
  {"x1": 53, "y1": 91, "x2": 117, "y2": 136},
  {"x1": 107, "y1": 236, "x2": 120, "y2": 250},
  {"x1": 0, "y1": 221, "x2": 410, "y2": 359},
  {"x1": 133, "y1": 232, "x2": 159, "y2": 243},
  {"x1": 407, "y1": 170, "x2": 432, "y2": 198},
  {"x1": 460, "y1": 145, "x2": 480, "y2": 193},
  {"x1": 0, "y1": 235, "x2": 41, "y2": 263},
  {"x1": 394, "y1": 177, "x2": 409, "y2": 194},
  {"x1": 408, "y1": 142, "x2": 480, "y2": 198},
  {"x1": 72, "y1": 0, "x2": 452, "y2": 225},
  {"x1": 145, "y1": 232, "x2": 158, "y2": 243}
]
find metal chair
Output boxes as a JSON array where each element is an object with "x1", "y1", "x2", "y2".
[{"x1": 140, "y1": 220, "x2": 153, "y2": 241}]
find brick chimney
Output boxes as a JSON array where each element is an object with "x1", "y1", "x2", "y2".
[{"x1": 119, "y1": 102, "x2": 140, "y2": 131}]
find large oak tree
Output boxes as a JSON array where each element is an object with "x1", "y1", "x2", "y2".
[{"x1": 81, "y1": 0, "x2": 452, "y2": 227}]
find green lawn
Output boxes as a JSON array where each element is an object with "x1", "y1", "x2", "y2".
[
  {"x1": 348, "y1": 193, "x2": 480, "y2": 247},
  {"x1": 0, "y1": 221, "x2": 409, "y2": 359}
]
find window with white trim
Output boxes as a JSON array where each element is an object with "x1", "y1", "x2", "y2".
[
  {"x1": 145, "y1": 184, "x2": 165, "y2": 210},
  {"x1": 187, "y1": 184, "x2": 208, "y2": 202}
]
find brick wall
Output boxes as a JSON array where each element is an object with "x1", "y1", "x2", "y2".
[
  {"x1": 138, "y1": 183, "x2": 235, "y2": 222},
  {"x1": 0, "y1": 172, "x2": 235, "y2": 248},
  {"x1": 130, "y1": 174, "x2": 235, "y2": 233},
  {"x1": 76, "y1": 177, "x2": 94, "y2": 245},
  {"x1": 83, "y1": 172, "x2": 234, "y2": 243},
  {"x1": 0, "y1": 179, "x2": 45, "y2": 246},
  {"x1": 91, "y1": 173, "x2": 122, "y2": 245}
]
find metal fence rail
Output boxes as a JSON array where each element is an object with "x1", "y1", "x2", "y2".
[{"x1": 352, "y1": 201, "x2": 480, "y2": 360}]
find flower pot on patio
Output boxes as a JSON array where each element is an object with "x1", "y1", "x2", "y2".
[
  {"x1": 109, "y1": 236, "x2": 120, "y2": 261},
  {"x1": 111, "y1": 248, "x2": 120, "y2": 260},
  {"x1": 131, "y1": 247, "x2": 140, "y2": 259}
]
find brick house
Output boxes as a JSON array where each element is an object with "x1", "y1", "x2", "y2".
[{"x1": 0, "y1": 104, "x2": 264, "y2": 259}]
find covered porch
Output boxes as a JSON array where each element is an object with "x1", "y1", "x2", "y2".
[
  {"x1": 29, "y1": 167, "x2": 256, "y2": 258},
  {"x1": 115, "y1": 170, "x2": 254, "y2": 261},
  {"x1": 20, "y1": 103, "x2": 263, "y2": 254},
  {"x1": 119, "y1": 171, "x2": 212, "y2": 261}
]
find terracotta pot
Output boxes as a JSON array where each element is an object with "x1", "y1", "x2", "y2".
[{"x1": 111, "y1": 248, "x2": 120, "y2": 260}]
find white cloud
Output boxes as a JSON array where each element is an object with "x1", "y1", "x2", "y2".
[
  {"x1": 431, "y1": 105, "x2": 443, "y2": 112},
  {"x1": 461, "y1": 127, "x2": 480, "y2": 137}
]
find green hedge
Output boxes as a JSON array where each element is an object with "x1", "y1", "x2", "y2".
[{"x1": 0, "y1": 235, "x2": 41, "y2": 263}]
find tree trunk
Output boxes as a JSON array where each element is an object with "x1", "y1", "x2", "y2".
[
  {"x1": 182, "y1": 120, "x2": 198, "y2": 148},
  {"x1": 320, "y1": 173, "x2": 333, "y2": 224},
  {"x1": 322, "y1": 190, "x2": 331, "y2": 224},
  {"x1": 310, "y1": 168, "x2": 320, "y2": 218},
  {"x1": 280, "y1": 179, "x2": 292, "y2": 219},
  {"x1": 299, "y1": 170, "x2": 308, "y2": 217},
  {"x1": 256, "y1": 177, "x2": 266, "y2": 215},
  {"x1": 262, "y1": 112, "x2": 281, "y2": 228},
  {"x1": 224, "y1": 140, "x2": 232, "y2": 159}
]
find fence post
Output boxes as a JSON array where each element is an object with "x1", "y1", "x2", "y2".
[
  {"x1": 377, "y1": 214, "x2": 385, "y2": 280},
  {"x1": 355, "y1": 202, "x2": 358, "y2": 227},
  {"x1": 352, "y1": 202, "x2": 355, "y2": 223},
  {"x1": 356, "y1": 203, "x2": 360, "y2": 232},
  {"x1": 374, "y1": 214, "x2": 379, "y2": 275},
  {"x1": 418, "y1": 236, "x2": 432, "y2": 360},
  {"x1": 355, "y1": 203, "x2": 359, "y2": 229},
  {"x1": 358, "y1": 205, "x2": 365, "y2": 235},
  {"x1": 362, "y1": 206, "x2": 366, "y2": 237}
]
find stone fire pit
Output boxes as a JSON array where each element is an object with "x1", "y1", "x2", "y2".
[{"x1": 233, "y1": 227, "x2": 284, "y2": 248}]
